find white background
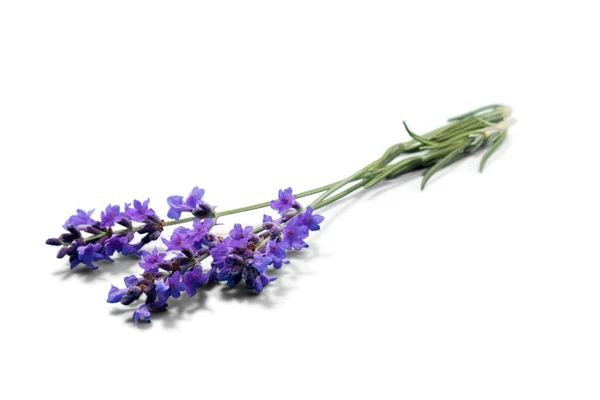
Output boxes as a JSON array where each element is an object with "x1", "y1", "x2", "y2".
[{"x1": 1, "y1": 1, "x2": 599, "y2": 399}]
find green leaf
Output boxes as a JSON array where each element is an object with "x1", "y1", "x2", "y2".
[
  {"x1": 402, "y1": 121, "x2": 439, "y2": 146},
  {"x1": 479, "y1": 131, "x2": 507, "y2": 172},
  {"x1": 447, "y1": 104, "x2": 503, "y2": 122},
  {"x1": 421, "y1": 147, "x2": 466, "y2": 190}
]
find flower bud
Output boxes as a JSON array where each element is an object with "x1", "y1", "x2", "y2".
[
  {"x1": 46, "y1": 238, "x2": 63, "y2": 246},
  {"x1": 181, "y1": 247, "x2": 194, "y2": 260},
  {"x1": 192, "y1": 203, "x2": 214, "y2": 219},
  {"x1": 59, "y1": 233, "x2": 76, "y2": 243},
  {"x1": 56, "y1": 246, "x2": 69, "y2": 258},
  {"x1": 120, "y1": 286, "x2": 143, "y2": 305},
  {"x1": 227, "y1": 254, "x2": 245, "y2": 265},
  {"x1": 83, "y1": 226, "x2": 103, "y2": 235},
  {"x1": 66, "y1": 225, "x2": 82, "y2": 238},
  {"x1": 117, "y1": 218, "x2": 132, "y2": 229}
]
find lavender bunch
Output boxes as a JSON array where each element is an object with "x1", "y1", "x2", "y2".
[{"x1": 47, "y1": 104, "x2": 514, "y2": 323}]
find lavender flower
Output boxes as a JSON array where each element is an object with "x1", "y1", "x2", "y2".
[
  {"x1": 281, "y1": 219, "x2": 309, "y2": 251},
  {"x1": 155, "y1": 271, "x2": 185, "y2": 299},
  {"x1": 299, "y1": 206, "x2": 324, "y2": 231},
  {"x1": 138, "y1": 248, "x2": 167, "y2": 273},
  {"x1": 63, "y1": 209, "x2": 96, "y2": 229},
  {"x1": 100, "y1": 204, "x2": 122, "y2": 228},
  {"x1": 103, "y1": 234, "x2": 135, "y2": 257},
  {"x1": 162, "y1": 227, "x2": 193, "y2": 251},
  {"x1": 133, "y1": 304, "x2": 152, "y2": 323},
  {"x1": 270, "y1": 187, "x2": 296, "y2": 213},
  {"x1": 167, "y1": 187, "x2": 213, "y2": 220},
  {"x1": 125, "y1": 199, "x2": 155, "y2": 222},
  {"x1": 75, "y1": 243, "x2": 105, "y2": 269},
  {"x1": 49, "y1": 198, "x2": 171, "y2": 269},
  {"x1": 188, "y1": 218, "x2": 214, "y2": 244},
  {"x1": 181, "y1": 267, "x2": 209, "y2": 297},
  {"x1": 250, "y1": 271, "x2": 277, "y2": 293},
  {"x1": 229, "y1": 223, "x2": 253, "y2": 248},
  {"x1": 265, "y1": 240, "x2": 289, "y2": 269},
  {"x1": 107, "y1": 285, "x2": 127, "y2": 303}
]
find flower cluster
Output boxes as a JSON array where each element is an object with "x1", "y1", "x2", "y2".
[
  {"x1": 105, "y1": 187, "x2": 323, "y2": 323},
  {"x1": 46, "y1": 188, "x2": 214, "y2": 271},
  {"x1": 45, "y1": 200, "x2": 161, "y2": 270}
]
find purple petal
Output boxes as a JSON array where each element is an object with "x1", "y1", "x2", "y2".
[{"x1": 133, "y1": 304, "x2": 152, "y2": 323}]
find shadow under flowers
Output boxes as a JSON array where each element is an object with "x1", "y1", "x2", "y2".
[
  {"x1": 113, "y1": 281, "x2": 218, "y2": 329},
  {"x1": 52, "y1": 255, "x2": 143, "y2": 283}
]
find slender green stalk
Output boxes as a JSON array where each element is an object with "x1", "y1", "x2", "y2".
[
  {"x1": 83, "y1": 179, "x2": 359, "y2": 243},
  {"x1": 213, "y1": 182, "x2": 337, "y2": 218},
  {"x1": 312, "y1": 180, "x2": 366, "y2": 211}
]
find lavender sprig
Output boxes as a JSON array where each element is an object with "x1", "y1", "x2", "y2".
[
  {"x1": 45, "y1": 186, "x2": 336, "y2": 270},
  {"x1": 47, "y1": 104, "x2": 514, "y2": 323}
]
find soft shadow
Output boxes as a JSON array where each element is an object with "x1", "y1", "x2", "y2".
[
  {"x1": 53, "y1": 256, "x2": 141, "y2": 282},
  {"x1": 112, "y1": 282, "x2": 217, "y2": 329},
  {"x1": 286, "y1": 241, "x2": 330, "y2": 261},
  {"x1": 217, "y1": 242, "x2": 323, "y2": 308}
]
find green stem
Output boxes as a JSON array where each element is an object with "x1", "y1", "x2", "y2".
[
  {"x1": 213, "y1": 182, "x2": 338, "y2": 218},
  {"x1": 83, "y1": 179, "x2": 359, "y2": 243},
  {"x1": 312, "y1": 180, "x2": 366, "y2": 210}
]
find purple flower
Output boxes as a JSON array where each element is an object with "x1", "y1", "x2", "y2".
[
  {"x1": 139, "y1": 248, "x2": 167, "y2": 273},
  {"x1": 75, "y1": 243, "x2": 105, "y2": 269},
  {"x1": 209, "y1": 239, "x2": 230, "y2": 269},
  {"x1": 299, "y1": 206, "x2": 324, "y2": 231},
  {"x1": 218, "y1": 265, "x2": 243, "y2": 288},
  {"x1": 107, "y1": 285, "x2": 126, "y2": 303},
  {"x1": 282, "y1": 219, "x2": 309, "y2": 251},
  {"x1": 154, "y1": 279, "x2": 168, "y2": 292},
  {"x1": 107, "y1": 274, "x2": 140, "y2": 303},
  {"x1": 155, "y1": 271, "x2": 185, "y2": 299},
  {"x1": 167, "y1": 187, "x2": 206, "y2": 220},
  {"x1": 125, "y1": 199, "x2": 155, "y2": 222},
  {"x1": 133, "y1": 304, "x2": 152, "y2": 323},
  {"x1": 63, "y1": 209, "x2": 96, "y2": 229},
  {"x1": 265, "y1": 240, "x2": 289, "y2": 269},
  {"x1": 262, "y1": 214, "x2": 282, "y2": 235},
  {"x1": 181, "y1": 267, "x2": 209, "y2": 297},
  {"x1": 229, "y1": 223, "x2": 253, "y2": 248},
  {"x1": 251, "y1": 253, "x2": 273, "y2": 273},
  {"x1": 122, "y1": 242, "x2": 144, "y2": 257},
  {"x1": 252, "y1": 273, "x2": 277, "y2": 293},
  {"x1": 104, "y1": 234, "x2": 135, "y2": 257},
  {"x1": 188, "y1": 218, "x2": 214, "y2": 243},
  {"x1": 100, "y1": 204, "x2": 122, "y2": 228},
  {"x1": 162, "y1": 227, "x2": 193, "y2": 251},
  {"x1": 124, "y1": 275, "x2": 139, "y2": 287},
  {"x1": 270, "y1": 187, "x2": 296, "y2": 213}
]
